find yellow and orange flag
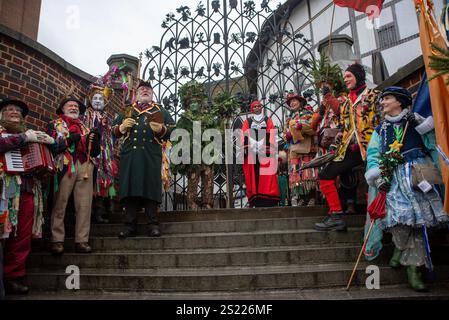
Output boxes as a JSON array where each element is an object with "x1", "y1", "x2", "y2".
[{"x1": 416, "y1": 0, "x2": 449, "y2": 214}]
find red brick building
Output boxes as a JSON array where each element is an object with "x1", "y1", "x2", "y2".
[{"x1": 0, "y1": 0, "x2": 41, "y2": 41}]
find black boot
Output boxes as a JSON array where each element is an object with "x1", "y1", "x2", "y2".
[
  {"x1": 314, "y1": 213, "x2": 347, "y2": 232},
  {"x1": 145, "y1": 200, "x2": 161, "y2": 237},
  {"x1": 93, "y1": 197, "x2": 109, "y2": 224},
  {"x1": 4, "y1": 278, "x2": 29, "y2": 295},
  {"x1": 118, "y1": 200, "x2": 138, "y2": 239},
  {"x1": 147, "y1": 224, "x2": 161, "y2": 237}
]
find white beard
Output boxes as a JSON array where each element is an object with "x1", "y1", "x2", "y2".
[{"x1": 64, "y1": 112, "x2": 79, "y2": 120}]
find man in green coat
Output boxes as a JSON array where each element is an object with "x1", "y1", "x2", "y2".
[{"x1": 112, "y1": 80, "x2": 175, "y2": 238}]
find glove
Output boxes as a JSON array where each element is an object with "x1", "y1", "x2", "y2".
[
  {"x1": 150, "y1": 121, "x2": 163, "y2": 134},
  {"x1": 249, "y1": 137, "x2": 258, "y2": 154},
  {"x1": 405, "y1": 112, "x2": 419, "y2": 128},
  {"x1": 35, "y1": 131, "x2": 55, "y2": 145},
  {"x1": 321, "y1": 86, "x2": 331, "y2": 96},
  {"x1": 375, "y1": 177, "x2": 391, "y2": 192},
  {"x1": 318, "y1": 104, "x2": 326, "y2": 117},
  {"x1": 119, "y1": 118, "x2": 136, "y2": 134},
  {"x1": 24, "y1": 130, "x2": 39, "y2": 143},
  {"x1": 67, "y1": 133, "x2": 81, "y2": 145}
]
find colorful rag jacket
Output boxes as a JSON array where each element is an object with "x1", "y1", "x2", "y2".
[
  {"x1": 0, "y1": 126, "x2": 44, "y2": 239},
  {"x1": 46, "y1": 116, "x2": 90, "y2": 189},
  {"x1": 334, "y1": 87, "x2": 381, "y2": 161},
  {"x1": 83, "y1": 109, "x2": 116, "y2": 198},
  {"x1": 284, "y1": 106, "x2": 317, "y2": 154}
]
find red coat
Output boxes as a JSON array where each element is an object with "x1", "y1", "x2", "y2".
[{"x1": 242, "y1": 116, "x2": 280, "y2": 204}]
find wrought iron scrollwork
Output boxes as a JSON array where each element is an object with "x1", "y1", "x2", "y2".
[{"x1": 142, "y1": 0, "x2": 317, "y2": 210}]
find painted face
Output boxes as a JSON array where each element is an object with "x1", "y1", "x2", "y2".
[
  {"x1": 91, "y1": 93, "x2": 105, "y2": 111},
  {"x1": 289, "y1": 98, "x2": 302, "y2": 112},
  {"x1": 136, "y1": 86, "x2": 154, "y2": 104},
  {"x1": 380, "y1": 94, "x2": 402, "y2": 116},
  {"x1": 344, "y1": 71, "x2": 357, "y2": 91},
  {"x1": 62, "y1": 101, "x2": 80, "y2": 119},
  {"x1": 1, "y1": 104, "x2": 23, "y2": 123},
  {"x1": 252, "y1": 103, "x2": 263, "y2": 115}
]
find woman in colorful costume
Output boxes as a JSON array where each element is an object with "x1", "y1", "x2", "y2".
[
  {"x1": 365, "y1": 86, "x2": 448, "y2": 291},
  {"x1": 284, "y1": 93, "x2": 318, "y2": 206},
  {"x1": 0, "y1": 99, "x2": 55, "y2": 294}
]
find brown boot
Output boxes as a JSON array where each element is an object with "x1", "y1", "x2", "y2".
[
  {"x1": 75, "y1": 242, "x2": 92, "y2": 253},
  {"x1": 51, "y1": 242, "x2": 64, "y2": 255}
]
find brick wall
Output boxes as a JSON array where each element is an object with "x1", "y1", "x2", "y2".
[
  {"x1": 0, "y1": 0, "x2": 41, "y2": 41},
  {"x1": 0, "y1": 24, "x2": 124, "y2": 131}
]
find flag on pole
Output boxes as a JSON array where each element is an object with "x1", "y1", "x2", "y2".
[
  {"x1": 333, "y1": 0, "x2": 384, "y2": 18},
  {"x1": 416, "y1": 0, "x2": 449, "y2": 215}
]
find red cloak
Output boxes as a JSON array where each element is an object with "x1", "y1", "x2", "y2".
[{"x1": 242, "y1": 116, "x2": 280, "y2": 206}]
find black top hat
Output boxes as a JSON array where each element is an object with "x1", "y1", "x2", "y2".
[
  {"x1": 137, "y1": 79, "x2": 153, "y2": 90},
  {"x1": 57, "y1": 97, "x2": 86, "y2": 115},
  {"x1": 0, "y1": 99, "x2": 29, "y2": 117}
]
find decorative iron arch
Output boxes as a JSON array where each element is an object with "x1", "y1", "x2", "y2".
[{"x1": 142, "y1": 0, "x2": 317, "y2": 210}]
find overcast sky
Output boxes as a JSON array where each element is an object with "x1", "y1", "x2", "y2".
[{"x1": 38, "y1": 0, "x2": 202, "y2": 77}]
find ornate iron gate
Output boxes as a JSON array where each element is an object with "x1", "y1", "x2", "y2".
[{"x1": 142, "y1": 0, "x2": 316, "y2": 210}]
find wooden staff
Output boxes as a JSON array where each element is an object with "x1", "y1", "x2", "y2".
[
  {"x1": 346, "y1": 219, "x2": 375, "y2": 290},
  {"x1": 346, "y1": 121, "x2": 410, "y2": 290},
  {"x1": 83, "y1": 134, "x2": 93, "y2": 180}
]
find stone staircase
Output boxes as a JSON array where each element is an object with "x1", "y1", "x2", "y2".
[{"x1": 15, "y1": 206, "x2": 449, "y2": 299}]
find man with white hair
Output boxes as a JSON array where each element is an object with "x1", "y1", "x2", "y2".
[
  {"x1": 46, "y1": 96, "x2": 101, "y2": 255},
  {"x1": 0, "y1": 98, "x2": 54, "y2": 294},
  {"x1": 113, "y1": 80, "x2": 175, "y2": 238}
]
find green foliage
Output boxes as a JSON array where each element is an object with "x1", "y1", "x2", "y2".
[
  {"x1": 178, "y1": 80, "x2": 208, "y2": 107},
  {"x1": 211, "y1": 91, "x2": 241, "y2": 120},
  {"x1": 306, "y1": 53, "x2": 347, "y2": 95},
  {"x1": 428, "y1": 43, "x2": 449, "y2": 85}
]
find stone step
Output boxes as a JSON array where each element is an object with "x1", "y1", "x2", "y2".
[
  {"x1": 9, "y1": 283, "x2": 449, "y2": 300},
  {"x1": 79, "y1": 215, "x2": 366, "y2": 236},
  {"x1": 28, "y1": 244, "x2": 396, "y2": 269},
  {"x1": 33, "y1": 228, "x2": 366, "y2": 252},
  {"x1": 107, "y1": 206, "x2": 332, "y2": 223},
  {"x1": 25, "y1": 263, "x2": 449, "y2": 292}
]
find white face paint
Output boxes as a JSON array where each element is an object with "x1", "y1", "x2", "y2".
[
  {"x1": 62, "y1": 101, "x2": 80, "y2": 119},
  {"x1": 91, "y1": 93, "x2": 105, "y2": 111}
]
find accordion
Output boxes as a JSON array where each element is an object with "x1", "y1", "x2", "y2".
[{"x1": 1, "y1": 140, "x2": 55, "y2": 176}]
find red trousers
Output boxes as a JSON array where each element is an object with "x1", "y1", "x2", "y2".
[{"x1": 3, "y1": 192, "x2": 34, "y2": 280}]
